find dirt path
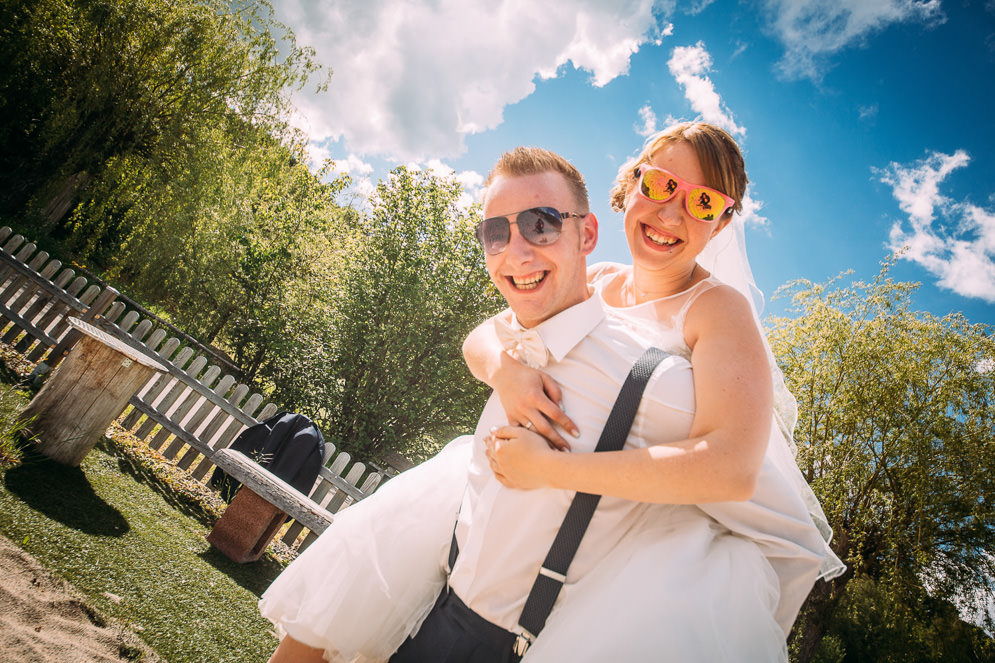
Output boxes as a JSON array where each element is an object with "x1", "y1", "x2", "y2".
[{"x1": 0, "y1": 534, "x2": 163, "y2": 663}]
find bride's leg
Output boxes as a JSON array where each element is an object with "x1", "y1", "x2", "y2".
[{"x1": 268, "y1": 635, "x2": 327, "y2": 663}]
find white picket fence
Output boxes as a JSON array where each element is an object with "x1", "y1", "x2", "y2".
[{"x1": 0, "y1": 227, "x2": 384, "y2": 552}]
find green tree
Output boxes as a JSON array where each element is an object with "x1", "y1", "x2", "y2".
[
  {"x1": 0, "y1": 0, "x2": 321, "y2": 231},
  {"x1": 0, "y1": 0, "x2": 356, "y2": 385},
  {"x1": 768, "y1": 259, "x2": 995, "y2": 662},
  {"x1": 267, "y1": 167, "x2": 505, "y2": 462}
]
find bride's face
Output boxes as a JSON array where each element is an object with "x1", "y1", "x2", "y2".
[{"x1": 623, "y1": 141, "x2": 731, "y2": 274}]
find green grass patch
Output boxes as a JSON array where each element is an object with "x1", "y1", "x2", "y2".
[{"x1": 0, "y1": 374, "x2": 288, "y2": 662}]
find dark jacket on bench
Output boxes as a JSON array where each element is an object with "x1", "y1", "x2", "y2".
[{"x1": 211, "y1": 411, "x2": 325, "y2": 502}]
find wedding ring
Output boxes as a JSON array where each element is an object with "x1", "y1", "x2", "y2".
[{"x1": 523, "y1": 421, "x2": 534, "y2": 431}]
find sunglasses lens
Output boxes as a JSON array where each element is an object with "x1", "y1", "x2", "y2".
[
  {"x1": 477, "y1": 208, "x2": 566, "y2": 254},
  {"x1": 687, "y1": 188, "x2": 724, "y2": 221},
  {"x1": 518, "y1": 208, "x2": 562, "y2": 246},
  {"x1": 640, "y1": 169, "x2": 678, "y2": 202},
  {"x1": 477, "y1": 217, "x2": 511, "y2": 254}
]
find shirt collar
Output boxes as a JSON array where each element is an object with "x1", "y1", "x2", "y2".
[{"x1": 509, "y1": 290, "x2": 604, "y2": 364}]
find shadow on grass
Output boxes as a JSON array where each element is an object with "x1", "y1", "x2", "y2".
[
  {"x1": 106, "y1": 439, "x2": 217, "y2": 527},
  {"x1": 198, "y1": 545, "x2": 286, "y2": 597},
  {"x1": 3, "y1": 442, "x2": 130, "y2": 537},
  {"x1": 0, "y1": 361, "x2": 25, "y2": 388}
]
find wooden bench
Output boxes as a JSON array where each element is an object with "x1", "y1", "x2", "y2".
[{"x1": 206, "y1": 448, "x2": 337, "y2": 563}]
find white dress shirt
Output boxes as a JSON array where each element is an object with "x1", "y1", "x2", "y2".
[{"x1": 449, "y1": 292, "x2": 699, "y2": 631}]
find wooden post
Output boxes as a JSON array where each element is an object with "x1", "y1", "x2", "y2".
[{"x1": 20, "y1": 318, "x2": 167, "y2": 466}]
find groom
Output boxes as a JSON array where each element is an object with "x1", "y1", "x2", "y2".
[{"x1": 391, "y1": 147, "x2": 606, "y2": 660}]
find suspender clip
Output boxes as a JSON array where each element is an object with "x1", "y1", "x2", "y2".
[{"x1": 513, "y1": 629, "x2": 535, "y2": 657}]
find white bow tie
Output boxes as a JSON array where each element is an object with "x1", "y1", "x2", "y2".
[{"x1": 494, "y1": 316, "x2": 548, "y2": 369}]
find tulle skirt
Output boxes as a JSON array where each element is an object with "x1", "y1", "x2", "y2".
[
  {"x1": 259, "y1": 436, "x2": 472, "y2": 663},
  {"x1": 259, "y1": 435, "x2": 786, "y2": 662}
]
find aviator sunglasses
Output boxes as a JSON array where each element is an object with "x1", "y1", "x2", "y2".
[
  {"x1": 475, "y1": 207, "x2": 585, "y2": 255},
  {"x1": 635, "y1": 166, "x2": 736, "y2": 222}
]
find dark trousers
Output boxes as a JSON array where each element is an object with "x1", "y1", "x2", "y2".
[{"x1": 389, "y1": 588, "x2": 518, "y2": 663}]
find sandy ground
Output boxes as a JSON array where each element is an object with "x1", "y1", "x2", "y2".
[{"x1": 0, "y1": 534, "x2": 163, "y2": 663}]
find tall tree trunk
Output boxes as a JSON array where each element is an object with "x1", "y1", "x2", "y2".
[
  {"x1": 40, "y1": 172, "x2": 92, "y2": 229},
  {"x1": 791, "y1": 574, "x2": 849, "y2": 663}
]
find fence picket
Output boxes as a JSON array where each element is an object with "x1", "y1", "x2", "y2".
[
  {"x1": 146, "y1": 348, "x2": 197, "y2": 452},
  {"x1": 175, "y1": 366, "x2": 223, "y2": 471},
  {"x1": 12, "y1": 260, "x2": 64, "y2": 352},
  {"x1": 0, "y1": 227, "x2": 388, "y2": 554},
  {"x1": 160, "y1": 356, "x2": 211, "y2": 458},
  {"x1": 104, "y1": 301, "x2": 126, "y2": 325},
  {"x1": 2, "y1": 234, "x2": 25, "y2": 254},
  {"x1": 132, "y1": 339, "x2": 183, "y2": 438},
  {"x1": 188, "y1": 375, "x2": 239, "y2": 481}
]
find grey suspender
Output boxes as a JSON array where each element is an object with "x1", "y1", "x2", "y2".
[
  {"x1": 446, "y1": 347, "x2": 670, "y2": 659},
  {"x1": 512, "y1": 346, "x2": 669, "y2": 658}
]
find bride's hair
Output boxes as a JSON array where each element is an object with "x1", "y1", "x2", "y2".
[{"x1": 609, "y1": 122, "x2": 748, "y2": 215}]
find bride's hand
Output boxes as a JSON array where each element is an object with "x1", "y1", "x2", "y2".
[
  {"x1": 491, "y1": 355, "x2": 578, "y2": 451},
  {"x1": 485, "y1": 425, "x2": 559, "y2": 490}
]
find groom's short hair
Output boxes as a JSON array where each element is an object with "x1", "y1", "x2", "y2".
[{"x1": 484, "y1": 147, "x2": 590, "y2": 214}]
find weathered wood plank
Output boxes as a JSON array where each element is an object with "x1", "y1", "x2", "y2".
[
  {"x1": 13, "y1": 260, "x2": 65, "y2": 352},
  {"x1": 0, "y1": 300, "x2": 59, "y2": 347},
  {"x1": 210, "y1": 448, "x2": 335, "y2": 536}
]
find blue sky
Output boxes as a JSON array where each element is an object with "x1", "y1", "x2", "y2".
[{"x1": 273, "y1": 0, "x2": 995, "y2": 326}]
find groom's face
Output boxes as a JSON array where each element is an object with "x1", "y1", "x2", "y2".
[{"x1": 481, "y1": 171, "x2": 597, "y2": 328}]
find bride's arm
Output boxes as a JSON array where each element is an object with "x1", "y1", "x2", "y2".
[
  {"x1": 485, "y1": 286, "x2": 770, "y2": 503},
  {"x1": 462, "y1": 314, "x2": 578, "y2": 448}
]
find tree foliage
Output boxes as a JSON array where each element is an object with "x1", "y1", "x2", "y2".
[
  {"x1": 0, "y1": 0, "x2": 321, "y2": 227},
  {"x1": 768, "y1": 259, "x2": 995, "y2": 662},
  {"x1": 0, "y1": 0, "x2": 352, "y2": 383},
  {"x1": 267, "y1": 167, "x2": 505, "y2": 463}
]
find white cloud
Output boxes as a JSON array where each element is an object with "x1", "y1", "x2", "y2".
[
  {"x1": 878, "y1": 150, "x2": 995, "y2": 303},
  {"x1": 858, "y1": 104, "x2": 879, "y2": 121},
  {"x1": 666, "y1": 42, "x2": 745, "y2": 136},
  {"x1": 455, "y1": 169, "x2": 486, "y2": 207},
  {"x1": 274, "y1": 0, "x2": 669, "y2": 161},
  {"x1": 739, "y1": 193, "x2": 768, "y2": 229},
  {"x1": 762, "y1": 0, "x2": 946, "y2": 80},
  {"x1": 636, "y1": 105, "x2": 658, "y2": 137},
  {"x1": 686, "y1": 0, "x2": 716, "y2": 15},
  {"x1": 329, "y1": 154, "x2": 375, "y2": 177}
]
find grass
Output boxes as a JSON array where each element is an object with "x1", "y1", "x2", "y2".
[{"x1": 0, "y1": 354, "x2": 289, "y2": 662}]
